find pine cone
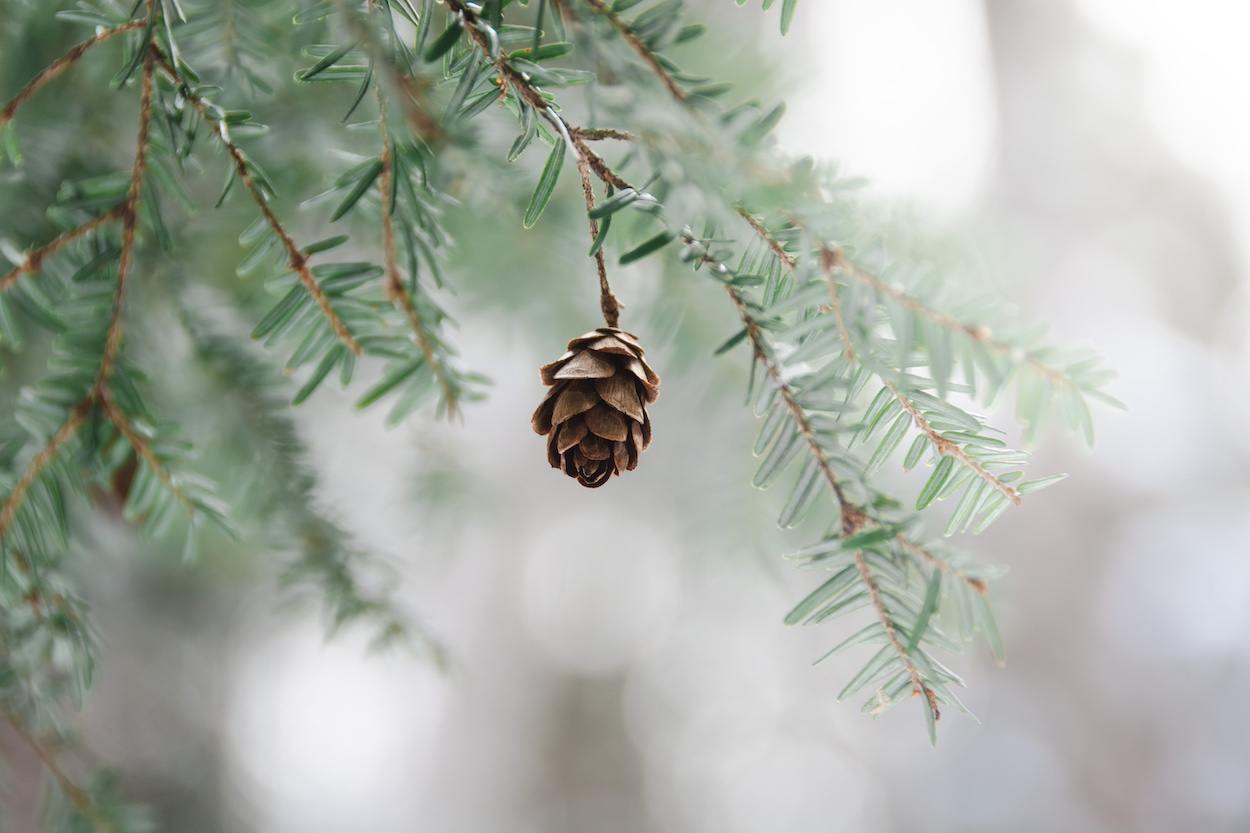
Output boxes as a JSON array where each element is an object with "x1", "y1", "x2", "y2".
[{"x1": 532, "y1": 327, "x2": 660, "y2": 488}]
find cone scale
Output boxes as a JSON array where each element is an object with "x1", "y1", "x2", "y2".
[{"x1": 532, "y1": 327, "x2": 660, "y2": 487}]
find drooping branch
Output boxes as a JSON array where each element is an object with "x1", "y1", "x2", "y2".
[
  {"x1": 373, "y1": 58, "x2": 459, "y2": 415},
  {"x1": 819, "y1": 245, "x2": 856, "y2": 362},
  {"x1": 0, "y1": 21, "x2": 146, "y2": 129},
  {"x1": 853, "y1": 551, "x2": 937, "y2": 718},
  {"x1": 152, "y1": 52, "x2": 364, "y2": 356}
]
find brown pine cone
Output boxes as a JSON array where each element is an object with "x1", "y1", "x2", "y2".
[{"x1": 532, "y1": 327, "x2": 660, "y2": 488}]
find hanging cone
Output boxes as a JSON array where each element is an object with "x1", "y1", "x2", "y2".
[{"x1": 532, "y1": 327, "x2": 660, "y2": 488}]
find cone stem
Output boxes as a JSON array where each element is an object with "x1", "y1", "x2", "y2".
[{"x1": 574, "y1": 152, "x2": 622, "y2": 327}]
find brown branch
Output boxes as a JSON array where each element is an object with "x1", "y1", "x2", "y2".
[
  {"x1": 854, "y1": 553, "x2": 937, "y2": 717},
  {"x1": 724, "y1": 283, "x2": 857, "y2": 526},
  {"x1": 1, "y1": 713, "x2": 115, "y2": 833},
  {"x1": 374, "y1": 67, "x2": 459, "y2": 416},
  {"x1": 882, "y1": 378, "x2": 1021, "y2": 506},
  {"x1": 819, "y1": 245, "x2": 855, "y2": 362},
  {"x1": 0, "y1": 405, "x2": 89, "y2": 540},
  {"x1": 97, "y1": 392, "x2": 196, "y2": 515},
  {"x1": 828, "y1": 247, "x2": 1075, "y2": 389},
  {"x1": 152, "y1": 53, "x2": 363, "y2": 356},
  {"x1": 576, "y1": 0, "x2": 688, "y2": 102},
  {"x1": 574, "y1": 152, "x2": 621, "y2": 328},
  {"x1": 727, "y1": 276, "x2": 940, "y2": 715},
  {"x1": 0, "y1": 21, "x2": 146, "y2": 129},
  {"x1": 0, "y1": 208, "x2": 125, "y2": 292},
  {"x1": 569, "y1": 127, "x2": 634, "y2": 142},
  {"x1": 898, "y1": 537, "x2": 988, "y2": 595},
  {"x1": 97, "y1": 46, "x2": 156, "y2": 389},
  {"x1": 736, "y1": 207, "x2": 796, "y2": 271},
  {"x1": 447, "y1": 0, "x2": 634, "y2": 194}
]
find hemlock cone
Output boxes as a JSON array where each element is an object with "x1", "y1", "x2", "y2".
[{"x1": 532, "y1": 328, "x2": 660, "y2": 487}]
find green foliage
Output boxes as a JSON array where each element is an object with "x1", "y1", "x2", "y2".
[{"x1": 0, "y1": 0, "x2": 1118, "y2": 824}]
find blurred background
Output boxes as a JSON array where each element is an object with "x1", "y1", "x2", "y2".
[{"x1": 3, "y1": 0, "x2": 1250, "y2": 830}]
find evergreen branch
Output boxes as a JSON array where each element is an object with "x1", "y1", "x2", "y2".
[
  {"x1": 1, "y1": 713, "x2": 115, "y2": 833},
  {"x1": 152, "y1": 53, "x2": 364, "y2": 356},
  {"x1": 447, "y1": 0, "x2": 633, "y2": 193},
  {"x1": 899, "y1": 537, "x2": 988, "y2": 594},
  {"x1": 726, "y1": 277, "x2": 938, "y2": 717},
  {"x1": 0, "y1": 405, "x2": 88, "y2": 540},
  {"x1": 0, "y1": 21, "x2": 146, "y2": 130},
  {"x1": 723, "y1": 281, "x2": 857, "y2": 526},
  {"x1": 374, "y1": 66, "x2": 459, "y2": 415},
  {"x1": 819, "y1": 244, "x2": 855, "y2": 362},
  {"x1": 98, "y1": 45, "x2": 157, "y2": 390},
  {"x1": 574, "y1": 151, "x2": 621, "y2": 327},
  {"x1": 0, "y1": 208, "x2": 125, "y2": 293},
  {"x1": 736, "y1": 206, "x2": 796, "y2": 270},
  {"x1": 740, "y1": 214, "x2": 1022, "y2": 510},
  {"x1": 829, "y1": 247, "x2": 1078, "y2": 390},
  {"x1": 853, "y1": 552, "x2": 938, "y2": 718},
  {"x1": 882, "y1": 378, "x2": 1021, "y2": 506},
  {"x1": 575, "y1": 0, "x2": 688, "y2": 102},
  {"x1": 97, "y1": 392, "x2": 196, "y2": 517}
]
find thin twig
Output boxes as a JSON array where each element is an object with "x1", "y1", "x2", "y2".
[
  {"x1": 0, "y1": 208, "x2": 125, "y2": 292},
  {"x1": 726, "y1": 272, "x2": 937, "y2": 714},
  {"x1": 736, "y1": 206, "x2": 796, "y2": 270},
  {"x1": 0, "y1": 21, "x2": 146, "y2": 129},
  {"x1": 882, "y1": 378, "x2": 1021, "y2": 506},
  {"x1": 574, "y1": 153, "x2": 620, "y2": 327},
  {"x1": 445, "y1": 0, "x2": 632, "y2": 318},
  {"x1": 898, "y1": 537, "x2": 988, "y2": 594},
  {"x1": 724, "y1": 282, "x2": 856, "y2": 523},
  {"x1": 570, "y1": 126, "x2": 634, "y2": 142},
  {"x1": 372, "y1": 37, "x2": 459, "y2": 415},
  {"x1": 576, "y1": 0, "x2": 688, "y2": 102},
  {"x1": 152, "y1": 52, "x2": 363, "y2": 356},
  {"x1": 0, "y1": 405, "x2": 89, "y2": 540},
  {"x1": 97, "y1": 45, "x2": 156, "y2": 389},
  {"x1": 97, "y1": 392, "x2": 196, "y2": 515},
  {"x1": 819, "y1": 245, "x2": 855, "y2": 362},
  {"x1": 854, "y1": 552, "x2": 937, "y2": 716},
  {"x1": 829, "y1": 247, "x2": 1076, "y2": 389}
]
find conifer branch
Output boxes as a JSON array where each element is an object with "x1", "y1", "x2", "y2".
[
  {"x1": 153, "y1": 53, "x2": 364, "y2": 356},
  {"x1": 723, "y1": 282, "x2": 856, "y2": 522},
  {"x1": 736, "y1": 207, "x2": 796, "y2": 270},
  {"x1": 0, "y1": 209, "x2": 125, "y2": 293},
  {"x1": 0, "y1": 405, "x2": 88, "y2": 540},
  {"x1": 576, "y1": 0, "x2": 689, "y2": 102},
  {"x1": 98, "y1": 44, "x2": 156, "y2": 389},
  {"x1": 853, "y1": 552, "x2": 937, "y2": 717},
  {"x1": 819, "y1": 245, "x2": 856, "y2": 362},
  {"x1": 374, "y1": 68, "x2": 459, "y2": 415},
  {"x1": 828, "y1": 247, "x2": 1078, "y2": 391},
  {"x1": 0, "y1": 21, "x2": 146, "y2": 129},
  {"x1": 899, "y1": 537, "x2": 988, "y2": 594},
  {"x1": 1, "y1": 713, "x2": 115, "y2": 833},
  {"x1": 726, "y1": 277, "x2": 938, "y2": 719},
  {"x1": 447, "y1": 0, "x2": 633, "y2": 194},
  {"x1": 97, "y1": 392, "x2": 196, "y2": 516},
  {"x1": 882, "y1": 378, "x2": 1021, "y2": 506}
]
